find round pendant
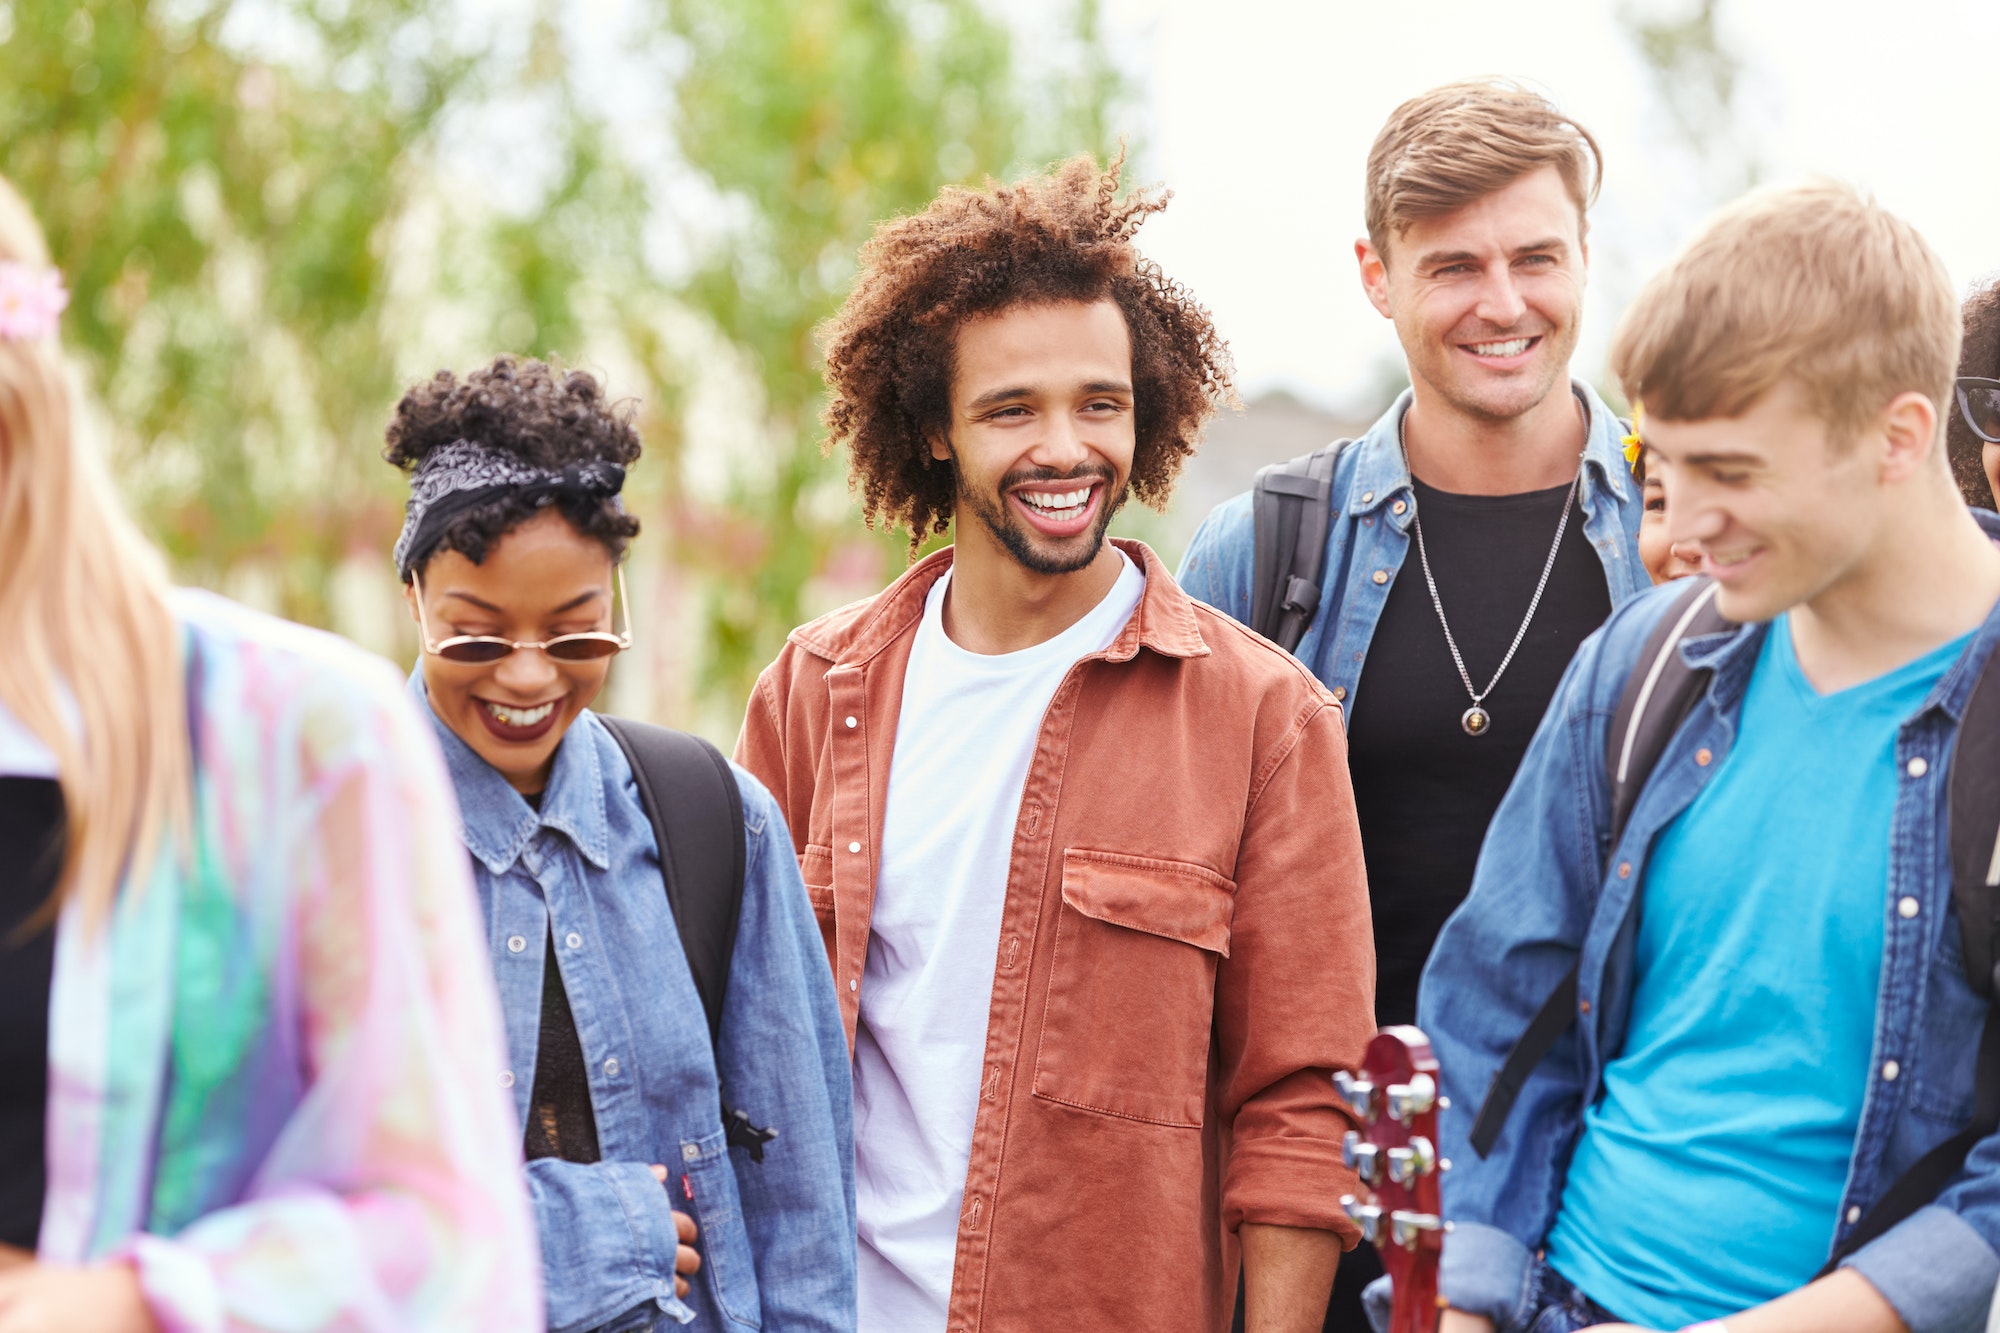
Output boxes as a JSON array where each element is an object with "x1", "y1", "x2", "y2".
[{"x1": 1461, "y1": 705, "x2": 1491, "y2": 737}]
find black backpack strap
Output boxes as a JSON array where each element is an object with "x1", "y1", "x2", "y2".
[
  {"x1": 1816, "y1": 627, "x2": 2000, "y2": 1264},
  {"x1": 1249, "y1": 442, "x2": 1344, "y2": 653},
  {"x1": 1469, "y1": 580, "x2": 1728, "y2": 1158},
  {"x1": 599, "y1": 714, "x2": 775, "y2": 1162}
]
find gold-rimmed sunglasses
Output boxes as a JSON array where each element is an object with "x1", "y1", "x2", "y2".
[{"x1": 412, "y1": 567, "x2": 632, "y2": 664}]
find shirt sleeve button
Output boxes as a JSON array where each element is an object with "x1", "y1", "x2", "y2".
[{"x1": 506, "y1": 935, "x2": 527, "y2": 953}]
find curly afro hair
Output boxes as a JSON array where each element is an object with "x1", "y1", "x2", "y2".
[
  {"x1": 1949, "y1": 277, "x2": 2000, "y2": 508},
  {"x1": 384, "y1": 355, "x2": 642, "y2": 576},
  {"x1": 819, "y1": 153, "x2": 1235, "y2": 551}
]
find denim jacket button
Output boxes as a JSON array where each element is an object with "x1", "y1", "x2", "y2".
[
  {"x1": 604, "y1": 1057, "x2": 620, "y2": 1077},
  {"x1": 1391, "y1": 499, "x2": 1407, "y2": 516},
  {"x1": 1361, "y1": 491, "x2": 1374, "y2": 504},
  {"x1": 506, "y1": 934, "x2": 527, "y2": 953},
  {"x1": 682, "y1": 1143, "x2": 700, "y2": 1161},
  {"x1": 1332, "y1": 687, "x2": 1347, "y2": 702},
  {"x1": 1907, "y1": 756, "x2": 1929, "y2": 778},
  {"x1": 566, "y1": 931, "x2": 583, "y2": 949},
  {"x1": 1847, "y1": 1205, "x2": 1862, "y2": 1224},
  {"x1": 1695, "y1": 748, "x2": 1713, "y2": 767},
  {"x1": 1881, "y1": 1060, "x2": 1900, "y2": 1082},
  {"x1": 1898, "y1": 896, "x2": 1920, "y2": 919},
  {"x1": 1617, "y1": 861, "x2": 1632, "y2": 879},
  {"x1": 1372, "y1": 570, "x2": 1389, "y2": 585}
]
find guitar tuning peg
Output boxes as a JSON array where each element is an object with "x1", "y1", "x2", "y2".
[
  {"x1": 1340, "y1": 1195, "x2": 1384, "y2": 1245},
  {"x1": 1388, "y1": 1209, "x2": 1443, "y2": 1250},
  {"x1": 1343, "y1": 1131, "x2": 1384, "y2": 1184},
  {"x1": 1385, "y1": 1073, "x2": 1436, "y2": 1124},
  {"x1": 1333, "y1": 1070, "x2": 1376, "y2": 1121},
  {"x1": 1386, "y1": 1136, "x2": 1436, "y2": 1185}
]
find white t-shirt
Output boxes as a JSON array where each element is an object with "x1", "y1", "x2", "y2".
[{"x1": 854, "y1": 551, "x2": 1146, "y2": 1330}]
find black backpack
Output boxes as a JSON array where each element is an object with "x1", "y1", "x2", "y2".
[
  {"x1": 1467, "y1": 578, "x2": 2000, "y2": 1268},
  {"x1": 1248, "y1": 441, "x2": 1348, "y2": 651},
  {"x1": 597, "y1": 715, "x2": 777, "y2": 1162}
]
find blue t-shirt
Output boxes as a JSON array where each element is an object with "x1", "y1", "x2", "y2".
[{"x1": 1544, "y1": 615, "x2": 1970, "y2": 1327}]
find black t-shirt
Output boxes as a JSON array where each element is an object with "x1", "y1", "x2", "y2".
[
  {"x1": 1346, "y1": 476, "x2": 1611, "y2": 1027},
  {"x1": 0, "y1": 777, "x2": 62, "y2": 1250}
]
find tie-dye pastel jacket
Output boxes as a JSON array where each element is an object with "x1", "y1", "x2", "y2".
[{"x1": 38, "y1": 589, "x2": 541, "y2": 1331}]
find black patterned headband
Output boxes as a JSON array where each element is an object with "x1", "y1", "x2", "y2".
[{"x1": 393, "y1": 438, "x2": 626, "y2": 579}]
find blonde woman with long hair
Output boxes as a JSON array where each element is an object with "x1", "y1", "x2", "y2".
[{"x1": 0, "y1": 180, "x2": 539, "y2": 1330}]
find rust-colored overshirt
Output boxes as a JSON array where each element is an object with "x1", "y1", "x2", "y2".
[{"x1": 736, "y1": 541, "x2": 1376, "y2": 1330}]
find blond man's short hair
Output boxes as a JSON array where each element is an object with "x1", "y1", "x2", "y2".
[
  {"x1": 1365, "y1": 79, "x2": 1601, "y2": 253},
  {"x1": 1611, "y1": 180, "x2": 1960, "y2": 440}
]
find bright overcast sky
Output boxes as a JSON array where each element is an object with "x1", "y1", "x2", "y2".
[{"x1": 1068, "y1": 0, "x2": 2000, "y2": 408}]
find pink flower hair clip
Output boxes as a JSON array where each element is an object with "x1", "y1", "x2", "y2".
[{"x1": 0, "y1": 261, "x2": 68, "y2": 341}]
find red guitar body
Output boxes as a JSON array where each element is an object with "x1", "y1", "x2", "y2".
[{"x1": 1335, "y1": 1025, "x2": 1445, "y2": 1333}]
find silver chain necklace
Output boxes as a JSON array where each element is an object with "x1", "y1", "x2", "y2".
[{"x1": 1401, "y1": 415, "x2": 1581, "y2": 737}]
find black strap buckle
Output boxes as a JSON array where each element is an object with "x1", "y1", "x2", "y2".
[{"x1": 723, "y1": 1103, "x2": 778, "y2": 1163}]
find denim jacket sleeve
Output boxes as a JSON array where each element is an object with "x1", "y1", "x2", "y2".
[
  {"x1": 1417, "y1": 613, "x2": 1633, "y2": 1330},
  {"x1": 527, "y1": 1156, "x2": 696, "y2": 1333},
  {"x1": 1175, "y1": 489, "x2": 1256, "y2": 625},
  {"x1": 715, "y1": 766, "x2": 858, "y2": 1333}
]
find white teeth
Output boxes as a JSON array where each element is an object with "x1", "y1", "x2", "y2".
[
  {"x1": 1020, "y1": 485, "x2": 1094, "y2": 513},
  {"x1": 486, "y1": 700, "x2": 556, "y2": 728},
  {"x1": 1468, "y1": 338, "x2": 1532, "y2": 357}
]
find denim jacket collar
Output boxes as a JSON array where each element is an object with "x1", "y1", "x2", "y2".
[
  {"x1": 408, "y1": 672, "x2": 611, "y2": 874},
  {"x1": 1346, "y1": 381, "x2": 1633, "y2": 527}
]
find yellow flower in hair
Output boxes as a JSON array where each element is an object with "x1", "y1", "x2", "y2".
[{"x1": 1621, "y1": 401, "x2": 1644, "y2": 471}]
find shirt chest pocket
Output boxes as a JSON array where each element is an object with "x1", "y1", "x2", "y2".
[
  {"x1": 1032, "y1": 849, "x2": 1235, "y2": 1127},
  {"x1": 797, "y1": 844, "x2": 835, "y2": 962}
]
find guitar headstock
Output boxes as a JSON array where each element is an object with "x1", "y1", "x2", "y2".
[{"x1": 1334, "y1": 1025, "x2": 1446, "y2": 1333}]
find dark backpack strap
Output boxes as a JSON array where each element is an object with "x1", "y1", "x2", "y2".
[
  {"x1": 599, "y1": 715, "x2": 775, "y2": 1162},
  {"x1": 1469, "y1": 580, "x2": 1727, "y2": 1158},
  {"x1": 1249, "y1": 442, "x2": 1344, "y2": 653}
]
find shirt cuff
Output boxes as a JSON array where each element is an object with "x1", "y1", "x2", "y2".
[
  {"x1": 121, "y1": 1232, "x2": 223, "y2": 1333},
  {"x1": 1840, "y1": 1203, "x2": 1998, "y2": 1333},
  {"x1": 1438, "y1": 1219, "x2": 1535, "y2": 1331}
]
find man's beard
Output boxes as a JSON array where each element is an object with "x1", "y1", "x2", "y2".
[{"x1": 955, "y1": 459, "x2": 1127, "y2": 576}]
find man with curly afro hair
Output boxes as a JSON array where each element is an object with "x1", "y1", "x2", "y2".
[{"x1": 736, "y1": 156, "x2": 1379, "y2": 1333}]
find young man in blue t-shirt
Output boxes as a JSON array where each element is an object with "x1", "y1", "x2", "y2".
[{"x1": 1418, "y1": 182, "x2": 2000, "y2": 1333}]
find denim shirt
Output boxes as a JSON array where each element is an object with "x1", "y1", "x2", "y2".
[
  {"x1": 417, "y1": 681, "x2": 858, "y2": 1333},
  {"x1": 1176, "y1": 384, "x2": 1647, "y2": 707},
  {"x1": 1417, "y1": 546, "x2": 2000, "y2": 1333}
]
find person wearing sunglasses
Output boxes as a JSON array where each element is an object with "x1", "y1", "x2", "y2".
[
  {"x1": 389, "y1": 356, "x2": 856, "y2": 1333},
  {"x1": 1948, "y1": 277, "x2": 2000, "y2": 508}
]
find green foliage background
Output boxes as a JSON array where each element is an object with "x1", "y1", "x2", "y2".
[{"x1": 14, "y1": 0, "x2": 1127, "y2": 721}]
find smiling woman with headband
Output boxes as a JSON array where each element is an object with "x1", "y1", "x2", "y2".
[
  {"x1": 386, "y1": 356, "x2": 856, "y2": 1333},
  {"x1": 0, "y1": 177, "x2": 539, "y2": 1331}
]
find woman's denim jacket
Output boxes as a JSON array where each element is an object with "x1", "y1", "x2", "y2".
[
  {"x1": 1418, "y1": 553, "x2": 2000, "y2": 1333},
  {"x1": 419, "y1": 683, "x2": 857, "y2": 1333}
]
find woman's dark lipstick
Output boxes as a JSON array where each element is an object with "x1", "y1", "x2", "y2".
[{"x1": 473, "y1": 697, "x2": 565, "y2": 744}]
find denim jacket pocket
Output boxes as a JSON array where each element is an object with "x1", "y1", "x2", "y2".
[
  {"x1": 679, "y1": 1128, "x2": 764, "y2": 1330},
  {"x1": 1910, "y1": 918, "x2": 1984, "y2": 1125},
  {"x1": 1032, "y1": 849, "x2": 1235, "y2": 1127},
  {"x1": 798, "y1": 843, "x2": 835, "y2": 961}
]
